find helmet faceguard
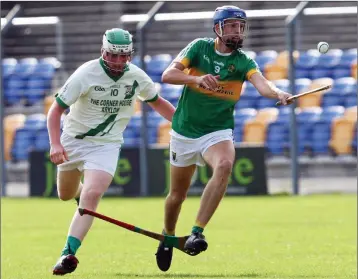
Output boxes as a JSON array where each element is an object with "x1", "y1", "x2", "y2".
[
  {"x1": 213, "y1": 6, "x2": 249, "y2": 50},
  {"x1": 101, "y1": 28, "x2": 134, "y2": 72}
]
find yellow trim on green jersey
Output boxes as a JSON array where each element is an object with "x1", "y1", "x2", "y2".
[
  {"x1": 246, "y1": 68, "x2": 259, "y2": 80},
  {"x1": 171, "y1": 37, "x2": 261, "y2": 138},
  {"x1": 186, "y1": 67, "x2": 244, "y2": 102}
]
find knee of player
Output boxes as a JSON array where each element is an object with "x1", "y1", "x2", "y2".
[
  {"x1": 82, "y1": 187, "x2": 104, "y2": 201},
  {"x1": 167, "y1": 190, "x2": 187, "y2": 204},
  {"x1": 57, "y1": 191, "x2": 75, "y2": 201},
  {"x1": 214, "y1": 159, "x2": 233, "y2": 176}
]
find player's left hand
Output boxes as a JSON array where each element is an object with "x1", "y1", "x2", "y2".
[{"x1": 277, "y1": 91, "x2": 293, "y2": 106}]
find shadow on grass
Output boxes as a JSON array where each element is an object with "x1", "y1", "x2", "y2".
[{"x1": 115, "y1": 272, "x2": 261, "y2": 278}]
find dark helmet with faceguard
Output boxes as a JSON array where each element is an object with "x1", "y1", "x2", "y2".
[{"x1": 213, "y1": 6, "x2": 248, "y2": 50}]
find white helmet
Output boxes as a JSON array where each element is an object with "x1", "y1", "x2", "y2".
[{"x1": 101, "y1": 28, "x2": 134, "y2": 72}]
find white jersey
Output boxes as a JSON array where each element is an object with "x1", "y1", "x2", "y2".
[{"x1": 56, "y1": 58, "x2": 158, "y2": 144}]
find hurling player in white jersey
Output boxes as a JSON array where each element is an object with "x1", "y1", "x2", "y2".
[{"x1": 48, "y1": 28, "x2": 176, "y2": 275}]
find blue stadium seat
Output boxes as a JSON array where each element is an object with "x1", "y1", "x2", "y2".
[
  {"x1": 130, "y1": 55, "x2": 151, "y2": 68},
  {"x1": 126, "y1": 114, "x2": 141, "y2": 138},
  {"x1": 2, "y1": 58, "x2": 17, "y2": 77},
  {"x1": 6, "y1": 76, "x2": 26, "y2": 106},
  {"x1": 256, "y1": 96, "x2": 277, "y2": 109},
  {"x1": 332, "y1": 77, "x2": 356, "y2": 92},
  {"x1": 321, "y1": 91, "x2": 342, "y2": 107},
  {"x1": 255, "y1": 50, "x2": 278, "y2": 72},
  {"x1": 310, "y1": 106, "x2": 345, "y2": 155},
  {"x1": 24, "y1": 113, "x2": 47, "y2": 129},
  {"x1": 123, "y1": 137, "x2": 140, "y2": 147},
  {"x1": 343, "y1": 92, "x2": 357, "y2": 108},
  {"x1": 27, "y1": 76, "x2": 49, "y2": 90},
  {"x1": 294, "y1": 78, "x2": 312, "y2": 93},
  {"x1": 332, "y1": 48, "x2": 357, "y2": 79},
  {"x1": 321, "y1": 77, "x2": 356, "y2": 107},
  {"x1": 7, "y1": 75, "x2": 27, "y2": 90},
  {"x1": 233, "y1": 108, "x2": 257, "y2": 142},
  {"x1": 296, "y1": 107, "x2": 322, "y2": 154},
  {"x1": 266, "y1": 124, "x2": 289, "y2": 155},
  {"x1": 146, "y1": 54, "x2": 172, "y2": 82},
  {"x1": 310, "y1": 49, "x2": 343, "y2": 79},
  {"x1": 147, "y1": 111, "x2": 163, "y2": 144},
  {"x1": 295, "y1": 50, "x2": 320, "y2": 78},
  {"x1": 33, "y1": 127, "x2": 50, "y2": 151},
  {"x1": 149, "y1": 75, "x2": 162, "y2": 83},
  {"x1": 4, "y1": 89, "x2": 23, "y2": 106},
  {"x1": 237, "y1": 94, "x2": 258, "y2": 109},
  {"x1": 13, "y1": 58, "x2": 38, "y2": 78},
  {"x1": 11, "y1": 127, "x2": 36, "y2": 161},
  {"x1": 26, "y1": 89, "x2": 46, "y2": 106},
  {"x1": 32, "y1": 58, "x2": 57, "y2": 79},
  {"x1": 237, "y1": 83, "x2": 260, "y2": 109},
  {"x1": 161, "y1": 84, "x2": 183, "y2": 105},
  {"x1": 122, "y1": 128, "x2": 136, "y2": 142},
  {"x1": 266, "y1": 107, "x2": 291, "y2": 155},
  {"x1": 161, "y1": 84, "x2": 183, "y2": 96}
]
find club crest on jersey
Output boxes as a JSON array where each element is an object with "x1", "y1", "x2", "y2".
[
  {"x1": 124, "y1": 85, "x2": 134, "y2": 99},
  {"x1": 124, "y1": 80, "x2": 139, "y2": 100},
  {"x1": 228, "y1": 64, "x2": 236, "y2": 73}
]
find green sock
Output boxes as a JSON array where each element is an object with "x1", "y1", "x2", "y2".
[
  {"x1": 192, "y1": 226, "x2": 204, "y2": 234},
  {"x1": 61, "y1": 236, "x2": 81, "y2": 256}
]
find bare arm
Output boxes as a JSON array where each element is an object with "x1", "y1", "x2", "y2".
[
  {"x1": 147, "y1": 96, "x2": 176, "y2": 122},
  {"x1": 47, "y1": 101, "x2": 66, "y2": 145},
  {"x1": 47, "y1": 101, "x2": 68, "y2": 164},
  {"x1": 162, "y1": 62, "x2": 198, "y2": 85},
  {"x1": 162, "y1": 62, "x2": 220, "y2": 90},
  {"x1": 249, "y1": 72, "x2": 292, "y2": 105}
]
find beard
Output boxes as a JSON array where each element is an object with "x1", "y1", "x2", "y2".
[{"x1": 224, "y1": 37, "x2": 244, "y2": 50}]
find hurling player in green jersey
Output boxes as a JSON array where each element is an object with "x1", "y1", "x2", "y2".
[{"x1": 155, "y1": 6, "x2": 292, "y2": 271}]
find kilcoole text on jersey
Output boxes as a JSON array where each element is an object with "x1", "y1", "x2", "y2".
[{"x1": 198, "y1": 84, "x2": 234, "y2": 95}]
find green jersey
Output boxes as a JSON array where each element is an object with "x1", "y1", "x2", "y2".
[{"x1": 172, "y1": 38, "x2": 260, "y2": 138}]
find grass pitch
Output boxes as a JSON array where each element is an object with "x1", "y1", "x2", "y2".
[{"x1": 2, "y1": 194, "x2": 356, "y2": 279}]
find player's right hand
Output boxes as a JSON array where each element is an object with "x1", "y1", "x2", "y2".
[
  {"x1": 50, "y1": 143, "x2": 69, "y2": 165},
  {"x1": 195, "y1": 74, "x2": 220, "y2": 91}
]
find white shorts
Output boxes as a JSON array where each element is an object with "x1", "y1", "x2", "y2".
[
  {"x1": 57, "y1": 133, "x2": 121, "y2": 177},
  {"x1": 169, "y1": 129, "x2": 234, "y2": 167}
]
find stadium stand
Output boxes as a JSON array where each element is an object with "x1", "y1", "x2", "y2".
[
  {"x1": 2, "y1": 45, "x2": 357, "y2": 161},
  {"x1": 243, "y1": 108, "x2": 279, "y2": 144},
  {"x1": 298, "y1": 77, "x2": 334, "y2": 108},
  {"x1": 264, "y1": 50, "x2": 299, "y2": 81}
]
